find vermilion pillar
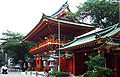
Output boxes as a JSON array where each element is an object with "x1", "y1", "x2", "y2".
[
  {"x1": 36, "y1": 57, "x2": 38, "y2": 68},
  {"x1": 47, "y1": 61, "x2": 49, "y2": 70},
  {"x1": 73, "y1": 53, "x2": 76, "y2": 75},
  {"x1": 114, "y1": 54, "x2": 120, "y2": 77},
  {"x1": 39, "y1": 56, "x2": 41, "y2": 68}
]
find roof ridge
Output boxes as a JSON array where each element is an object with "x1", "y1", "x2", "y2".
[
  {"x1": 63, "y1": 23, "x2": 119, "y2": 47},
  {"x1": 60, "y1": 23, "x2": 119, "y2": 50},
  {"x1": 76, "y1": 23, "x2": 119, "y2": 39},
  {"x1": 44, "y1": 16, "x2": 95, "y2": 27},
  {"x1": 51, "y1": 1, "x2": 70, "y2": 17}
]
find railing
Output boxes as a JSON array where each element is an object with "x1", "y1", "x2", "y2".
[
  {"x1": 30, "y1": 38, "x2": 68, "y2": 51},
  {"x1": 30, "y1": 46, "x2": 38, "y2": 51}
]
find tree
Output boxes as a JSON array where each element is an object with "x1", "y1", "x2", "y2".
[
  {"x1": 79, "y1": 53, "x2": 113, "y2": 77},
  {"x1": 0, "y1": 30, "x2": 35, "y2": 64},
  {"x1": 84, "y1": 53, "x2": 105, "y2": 70},
  {"x1": 74, "y1": 0, "x2": 119, "y2": 28}
]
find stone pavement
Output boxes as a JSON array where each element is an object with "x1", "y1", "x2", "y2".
[
  {"x1": 0, "y1": 72, "x2": 39, "y2": 77},
  {"x1": 0, "y1": 71, "x2": 77, "y2": 77},
  {"x1": 21, "y1": 71, "x2": 45, "y2": 77}
]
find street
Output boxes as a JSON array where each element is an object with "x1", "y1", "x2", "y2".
[{"x1": 0, "y1": 72, "x2": 34, "y2": 77}]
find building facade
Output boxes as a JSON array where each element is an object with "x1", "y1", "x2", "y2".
[
  {"x1": 60, "y1": 23, "x2": 120, "y2": 76},
  {"x1": 23, "y1": 1, "x2": 95, "y2": 74},
  {"x1": 23, "y1": 1, "x2": 120, "y2": 76}
]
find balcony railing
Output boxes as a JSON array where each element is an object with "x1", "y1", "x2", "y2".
[{"x1": 30, "y1": 38, "x2": 69, "y2": 52}]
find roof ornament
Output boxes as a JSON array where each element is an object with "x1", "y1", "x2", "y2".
[
  {"x1": 94, "y1": 37, "x2": 120, "y2": 51},
  {"x1": 65, "y1": 0, "x2": 68, "y2": 4},
  {"x1": 106, "y1": 37, "x2": 120, "y2": 46},
  {"x1": 95, "y1": 33, "x2": 101, "y2": 39},
  {"x1": 42, "y1": 13, "x2": 46, "y2": 17},
  {"x1": 65, "y1": 0, "x2": 69, "y2": 7},
  {"x1": 95, "y1": 23, "x2": 119, "y2": 40},
  {"x1": 62, "y1": 0, "x2": 69, "y2": 8},
  {"x1": 51, "y1": 0, "x2": 69, "y2": 18}
]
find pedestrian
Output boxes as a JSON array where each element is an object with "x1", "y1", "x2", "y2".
[
  {"x1": 1, "y1": 64, "x2": 4, "y2": 74},
  {"x1": 1, "y1": 64, "x2": 8, "y2": 74}
]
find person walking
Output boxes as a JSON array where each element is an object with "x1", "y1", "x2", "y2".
[
  {"x1": 1, "y1": 65, "x2": 8, "y2": 74},
  {"x1": 1, "y1": 64, "x2": 4, "y2": 74}
]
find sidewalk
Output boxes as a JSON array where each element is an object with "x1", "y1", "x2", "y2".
[
  {"x1": 0, "y1": 72, "x2": 33, "y2": 77},
  {"x1": 21, "y1": 71, "x2": 78, "y2": 77},
  {"x1": 21, "y1": 71, "x2": 45, "y2": 77}
]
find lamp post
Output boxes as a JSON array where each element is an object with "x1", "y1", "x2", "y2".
[
  {"x1": 48, "y1": 56, "x2": 57, "y2": 72},
  {"x1": 42, "y1": 54, "x2": 49, "y2": 68}
]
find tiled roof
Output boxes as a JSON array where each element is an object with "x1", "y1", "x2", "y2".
[
  {"x1": 43, "y1": 15, "x2": 95, "y2": 28},
  {"x1": 59, "y1": 23, "x2": 120, "y2": 50},
  {"x1": 51, "y1": 1, "x2": 70, "y2": 17}
]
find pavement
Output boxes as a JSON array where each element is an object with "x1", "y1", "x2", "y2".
[
  {"x1": 0, "y1": 72, "x2": 34, "y2": 77},
  {"x1": 0, "y1": 68, "x2": 75, "y2": 77},
  {"x1": 0, "y1": 68, "x2": 45, "y2": 77},
  {"x1": 0, "y1": 67, "x2": 45, "y2": 77},
  {"x1": 21, "y1": 71, "x2": 45, "y2": 77}
]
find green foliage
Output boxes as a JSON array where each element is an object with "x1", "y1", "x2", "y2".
[
  {"x1": 79, "y1": 53, "x2": 113, "y2": 77},
  {"x1": 0, "y1": 30, "x2": 36, "y2": 64},
  {"x1": 94, "y1": 66, "x2": 113, "y2": 77},
  {"x1": 47, "y1": 71, "x2": 70, "y2": 77},
  {"x1": 85, "y1": 53, "x2": 105, "y2": 70},
  {"x1": 81, "y1": 70, "x2": 97, "y2": 77},
  {"x1": 74, "y1": 0, "x2": 119, "y2": 28},
  {"x1": 24, "y1": 52, "x2": 34, "y2": 60},
  {"x1": 81, "y1": 66, "x2": 113, "y2": 77}
]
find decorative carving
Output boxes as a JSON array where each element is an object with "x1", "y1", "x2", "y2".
[
  {"x1": 43, "y1": 18, "x2": 48, "y2": 22},
  {"x1": 95, "y1": 33, "x2": 101, "y2": 39}
]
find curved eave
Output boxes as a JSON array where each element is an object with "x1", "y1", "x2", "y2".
[
  {"x1": 59, "y1": 23, "x2": 120, "y2": 51},
  {"x1": 29, "y1": 42, "x2": 64, "y2": 55},
  {"x1": 23, "y1": 16, "x2": 95, "y2": 42},
  {"x1": 60, "y1": 40, "x2": 99, "y2": 51},
  {"x1": 45, "y1": 16, "x2": 95, "y2": 28},
  {"x1": 59, "y1": 35, "x2": 98, "y2": 51},
  {"x1": 22, "y1": 17, "x2": 47, "y2": 41}
]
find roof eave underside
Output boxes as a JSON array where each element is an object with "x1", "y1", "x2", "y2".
[
  {"x1": 22, "y1": 17, "x2": 44, "y2": 41},
  {"x1": 23, "y1": 16, "x2": 95, "y2": 41}
]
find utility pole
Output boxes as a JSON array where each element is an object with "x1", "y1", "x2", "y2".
[
  {"x1": 58, "y1": 20, "x2": 61, "y2": 71},
  {"x1": 118, "y1": 1, "x2": 120, "y2": 26}
]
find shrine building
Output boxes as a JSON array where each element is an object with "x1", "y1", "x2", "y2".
[
  {"x1": 59, "y1": 23, "x2": 120, "y2": 76},
  {"x1": 23, "y1": 1, "x2": 120, "y2": 77}
]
